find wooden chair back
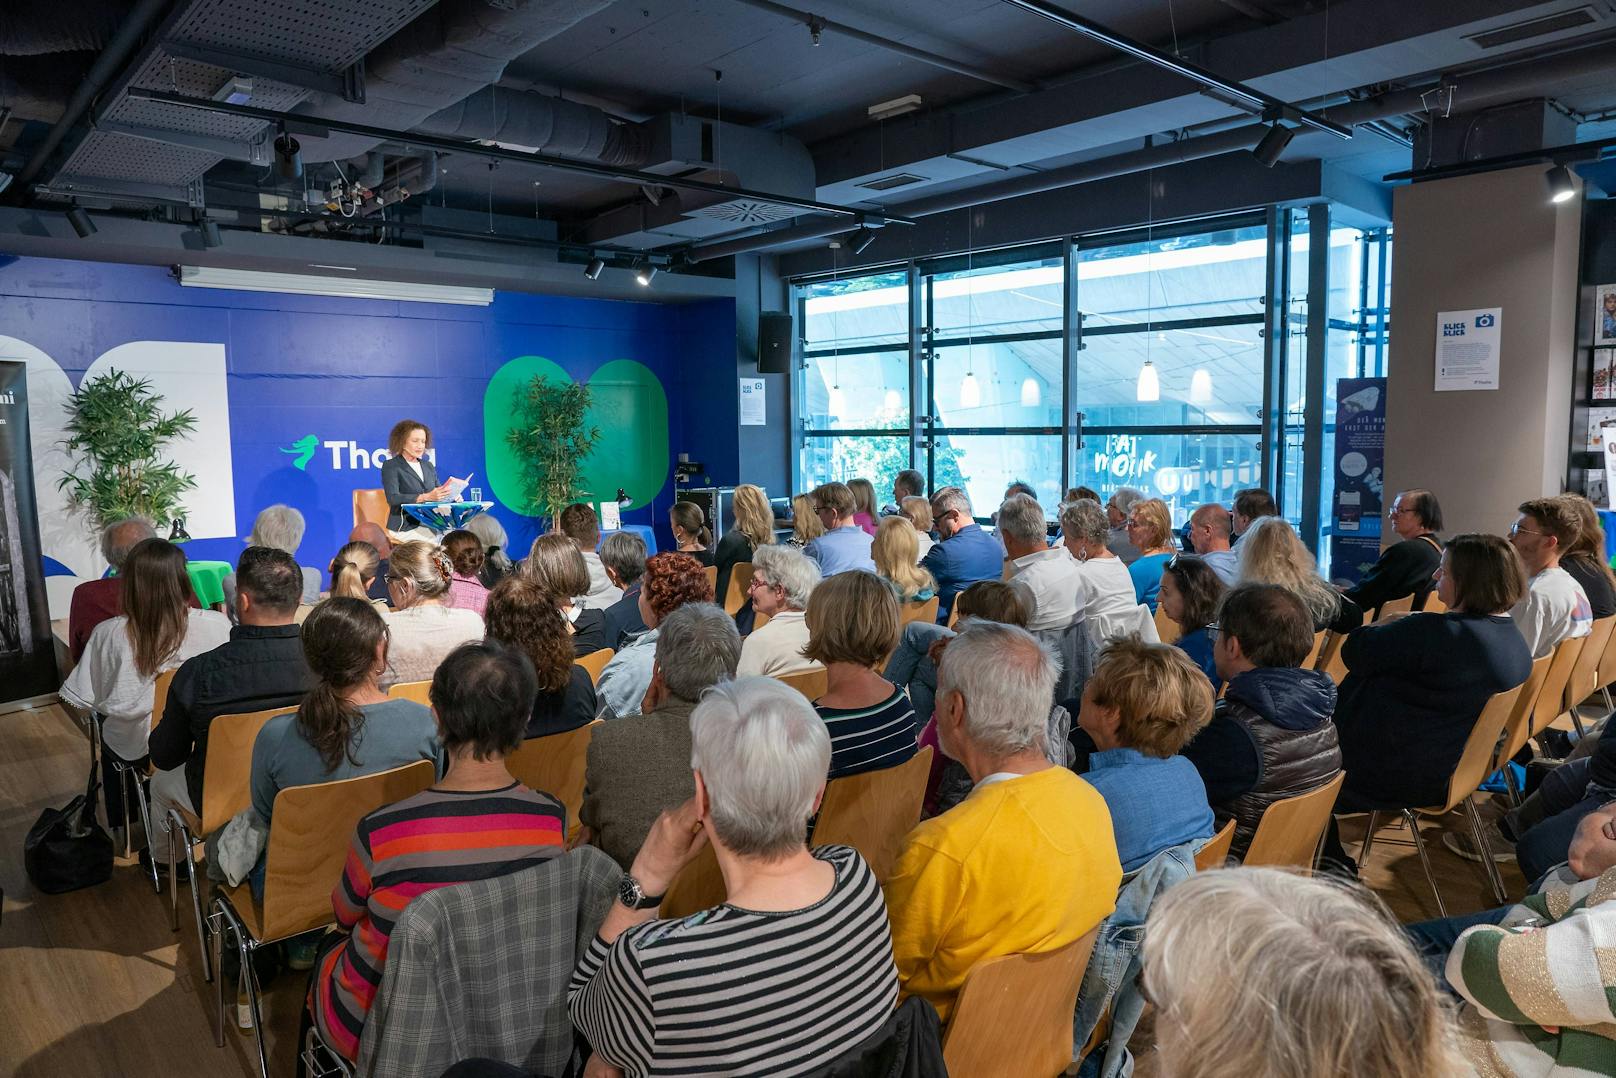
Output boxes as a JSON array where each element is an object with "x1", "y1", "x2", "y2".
[
  {"x1": 659, "y1": 842, "x2": 725, "y2": 919},
  {"x1": 353, "y1": 488, "x2": 390, "y2": 530},
  {"x1": 1374, "y1": 594, "x2": 1415, "y2": 621},
  {"x1": 1193, "y1": 818, "x2": 1236, "y2": 872},
  {"x1": 1596, "y1": 613, "x2": 1616, "y2": 695},
  {"x1": 1422, "y1": 592, "x2": 1448, "y2": 614},
  {"x1": 260, "y1": 760, "x2": 435, "y2": 942},
  {"x1": 1153, "y1": 604, "x2": 1181, "y2": 645},
  {"x1": 946, "y1": 605, "x2": 961, "y2": 630},
  {"x1": 753, "y1": 610, "x2": 772, "y2": 632},
  {"x1": 703, "y1": 565, "x2": 718, "y2": 592},
  {"x1": 1316, "y1": 630, "x2": 1349, "y2": 683},
  {"x1": 942, "y1": 928, "x2": 1101, "y2": 1078},
  {"x1": 152, "y1": 668, "x2": 178, "y2": 724},
  {"x1": 201, "y1": 706, "x2": 298, "y2": 836},
  {"x1": 810, "y1": 747, "x2": 933, "y2": 881},
  {"x1": 1241, "y1": 771, "x2": 1346, "y2": 875},
  {"x1": 575, "y1": 648, "x2": 615, "y2": 685},
  {"x1": 387, "y1": 680, "x2": 433, "y2": 707},
  {"x1": 1529, "y1": 635, "x2": 1586, "y2": 738},
  {"x1": 1564, "y1": 615, "x2": 1615, "y2": 713},
  {"x1": 1493, "y1": 654, "x2": 1554, "y2": 774},
  {"x1": 776, "y1": 667, "x2": 828, "y2": 702},
  {"x1": 506, "y1": 720, "x2": 601, "y2": 836},
  {"x1": 1437, "y1": 683, "x2": 1527, "y2": 814},
  {"x1": 899, "y1": 595, "x2": 940, "y2": 629},
  {"x1": 1302, "y1": 630, "x2": 1327, "y2": 669},
  {"x1": 723, "y1": 561, "x2": 754, "y2": 615}
]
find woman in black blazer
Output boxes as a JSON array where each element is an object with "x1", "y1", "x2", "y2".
[{"x1": 381, "y1": 419, "x2": 448, "y2": 530}]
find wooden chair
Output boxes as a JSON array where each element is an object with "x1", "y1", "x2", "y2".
[
  {"x1": 941, "y1": 928, "x2": 1102, "y2": 1078},
  {"x1": 507, "y1": 720, "x2": 601, "y2": 842},
  {"x1": 1302, "y1": 630, "x2": 1327, "y2": 669},
  {"x1": 899, "y1": 595, "x2": 940, "y2": 628},
  {"x1": 1422, "y1": 592, "x2": 1448, "y2": 614},
  {"x1": 1359, "y1": 684, "x2": 1525, "y2": 915},
  {"x1": 1528, "y1": 635, "x2": 1586, "y2": 740},
  {"x1": 810, "y1": 747, "x2": 933, "y2": 882},
  {"x1": 1561, "y1": 615, "x2": 1615, "y2": 734},
  {"x1": 1153, "y1": 605, "x2": 1181, "y2": 646},
  {"x1": 1193, "y1": 818, "x2": 1236, "y2": 872},
  {"x1": 353, "y1": 488, "x2": 390, "y2": 530},
  {"x1": 723, "y1": 561, "x2": 754, "y2": 615},
  {"x1": 153, "y1": 668, "x2": 178, "y2": 725},
  {"x1": 1373, "y1": 594, "x2": 1415, "y2": 621},
  {"x1": 659, "y1": 842, "x2": 726, "y2": 919},
  {"x1": 776, "y1": 667, "x2": 828, "y2": 702},
  {"x1": 575, "y1": 647, "x2": 615, "y2": 686},
  {"x1": 1315, "y1": 630, "x2": 1349, "y2": 684},
  {"x1": 1489, "y1": 653, "x2": 1554, "y2": 804},
  {"x1": 1241, "y1": 772, "x2": 1346, "y2": 875},
  {"x1": 212, "y1": 760, "x2": 435, "y2": 1078},
  {"x1": 388, "y1": 680, "x2": 433, "y2": 706},
  {"x1": 116, "y1": 668, "x2": 181, "y2": 892},
  {"x1": 753, "y1": 609, "x2": 773, "y2": 631},
  {"x1": 946, "y1": 605, "x2": 961, "y2": 630},
  {"x1": 1595, "y1": 615, "x2": 1616, "y2": 709},
  {"x1": 703, "y1": 564, "x2": 718, "y2": 592}
]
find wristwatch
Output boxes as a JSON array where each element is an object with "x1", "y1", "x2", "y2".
[{"x1": 617, "y1": 872, "x2": 665, "y2": 911}]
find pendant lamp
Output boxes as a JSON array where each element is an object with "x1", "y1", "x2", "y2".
[{"x1": 1137, "y1": 360, "x2": 1160, "y2": 402}]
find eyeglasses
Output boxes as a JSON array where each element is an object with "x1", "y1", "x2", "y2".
[
  {"x1": 1509, "y1": 523, "x2": 1546, "y2": 538},
  {"x1": 1204, "y1": 622, "x2": 1222, "y2": 640},
  {"x1": 1386, "y1": 506, "x2": 1412, "y2": 518}
]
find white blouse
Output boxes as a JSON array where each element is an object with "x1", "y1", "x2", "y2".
[
  {"x1": 381, "y1": 603, "x2": 484, "y2": 689},
  {"x1": 735, "y1": 610, "x2": 821, "y2": 679}
]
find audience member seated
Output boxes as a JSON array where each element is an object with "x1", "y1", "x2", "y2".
[
  {"x1": 1187, "y1": 503, "x2": 1239, "y2": 585},
  {"x1": 311, "y1": 640, "x2": 566, "y2": 1063},
  {"x1": 885, "y1": 580, "x2": 1030, "y2": 725},
  {"x1": 885, "y1": 622, "x2": 1122, "y2": 1024},
  {"x1": 483, "y1": 576, "x2": 597, "y2": 738},
  {"x1": 222, "y1": 505, "x2": 322, "y2": 616},
  {"x1": 893, "y1": 467, "x2": 925, "y2": 507},
  {"x1": 523, "y1": 533, "x2": 609, "y2": 656},
  {"x1": 148, "y1": 547, "x2": 313, "y2": 864},
  {"x1": 1557, "y1": 492, "x2": 1616, "y2": 619},
  {"x1": 804, "y1": 570, "x2": 918, "y2": 778},
  {"x1": 1238, "y1": 516, "x2": 1361, "y2": 633},
  {"x1": 803, "y1": 481, "x2": 876, "y2": 575},
  {"x1": 999, "y1": 493, "x2": 1082, "y2": 632},
  {"x1": 1343, "y1": 489, "x2": 1443, "y2": 613},
  {"x1": 320, "y1": 540, "x2": 387, "y2": 617},
  {"x1": 1076, "y1": 638, "x2": 1216, "y2": 871},
  {"x1": 735, "y1": 544, "x2": 821, "y2": 678},
  {"x1": 899, "y1": 495, "x2": 936, "y2": 562},
  {"x1": 464, "y1": 512, "x2": 514, "y2": 590},
  {"x1": 1105, "y1": 487, "x2": 1145, "y2": 563},
  {"x1": 60, "y1": 538, "x2": 230, "y2": 847},
  {"x1": 382, "y1": 542, "x2": 484, "y2": 687},
  {"x1": 1143, "y1": 867, "x2": 1463, "y2": 1078},
  {"x1": 1320, "y1": 533, "x2": 1533, "y2": 875},
  {"x1": 1125, "y1": 498, "x2": 1180, "y2": 611},
  {"x1": 67, "y1": 516, "x2": 188, "y2": 662},
  {"x1": 1061, "y1": 498, "x2": 1141, "y2": 641},
  {"x1": 1483, "y1": 721, "x2": 1616, "y2": 884},
  {"x1": 440, "y1": 529, "x2": 491, "y2": 616},
  {"x1": 922, "y1": 485, "x2": 1002, "y2": 622},
  {"x1": 580, "y1": 603, "x2": 740, "y2": 869},
  {"x1": 669, "y1": 501, "x2": 715, "y2": 567},
  {"x1": 1182, "y1": 584, "x2": 1340, "y2": 858},
  {"x1": 598, "y1": 531, "x2": 650, "y2": 650},
  {"x1": 872, "y1": 516, "x2": 937, "y2": 604},
  {"x1": 594, "y1": 552, "x2": 713, "y2": 720},
  {"x1": 348, "y1": 522, "x2": 394, "y2": 605},
  {"x1": 559, "y1": 503, "x2": 622, "y2": 611},
  {"x1": 786, "y1": 492, "x2": 825, "y2": 549},
  {"x1": 1159, "y1": 555, "x2": 1227, "y2": 689},
  {"x1": 714, "y1": 482, "x2": 776, "y2": 603},
  {"x1": 1231, "y1": 487, "x2": 1280, "y2": 549},
  {"x1": 848, "y1": 476, "x2": 881, "y2": 536},
  {"x1": 1509, "y1": 497, "x2": 1594, "y2": 659},
  {"x1": 248, "y1": 598, "x2": 443, "y2": 895},
  {"x1": 569, "y1": 678, "x2": 898, "y2": 1074}
]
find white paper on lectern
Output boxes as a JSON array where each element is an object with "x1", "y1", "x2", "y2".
[
  {"x1": 1434, "y1": 307, "x2": 1502, "y2": 391},
  {"x1": 600, "y1": 501, "x2": 622, "y2": 531}
]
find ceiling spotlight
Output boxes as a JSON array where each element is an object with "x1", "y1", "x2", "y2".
[
  {"x1": 639, "y1": 184, "x2": 663, "y2": 207},
  {"x1": 67, "y1": 206, "x2": 96, "y2": 238},
  {"x1": 1252, "y1": 122, "x2": 1295, "y2": 168},
  {"x1": 1546, "y1": 163, "x2": 1577, "y2": 204},
  {"x1": 850, "y1": 226, "x2": 877, "y2": 255},
  {"x1": 584, "y1": 257, "x2": 606, "y2": 280},
  {"x1": 273, "y1": 130, "x2": 302, "y2": 181},
  {"x1": 635, "y1": 262, "x2": 658, "y2": 287},
  {"x1": 808, "y1": 15, "x2": 825, "y2": 45},
  {"x1": 201, "y1": 219, "x2": 222, "y2": 248}
]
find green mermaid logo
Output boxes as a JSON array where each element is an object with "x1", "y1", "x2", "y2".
[{"x1": 281, "y1": 433, "x2": 319, "y2": 471}]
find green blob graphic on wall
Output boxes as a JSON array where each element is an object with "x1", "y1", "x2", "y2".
[{"x1": 484, "y1": 356, "x2": 669, "y2": 516}]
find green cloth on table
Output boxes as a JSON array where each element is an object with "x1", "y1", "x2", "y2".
[{"x1": 186, "y1": 560, "x2": 232, "y2": 607}]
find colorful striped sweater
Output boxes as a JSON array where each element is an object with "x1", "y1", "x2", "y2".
[
  {"x1": 1448, "y1": 865, "x2": 1616, "y2": 1077},
  {"x1": 312, "y1": 782, "x2": 566, "y2": 1061}
]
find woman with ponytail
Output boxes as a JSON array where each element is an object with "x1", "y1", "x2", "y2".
[
  {"x1": 248, "y1": 597, "x2": 442, "y2": 895},
  {"x1": 381, "y1": 541, "x2": 484, "y2": 686},
  {"x1": 308, "y1": 541, "x2": 389, "y2": 618},
  {"x1": 669, "y1": 501, "x2": 715, "y2": 566}
]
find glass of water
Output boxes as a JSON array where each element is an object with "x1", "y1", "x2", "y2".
[{"x1": 468, "y1": 487, "x2": 482, "y2": 504}]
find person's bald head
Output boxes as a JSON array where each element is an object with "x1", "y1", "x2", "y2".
[
  {"x1": 101, "y1": 517, "x2": 157, "y2": 569},
  {"x1": 350, "y1": 521, "x2": 391, "y2": 558},
  {"x1": 1189, "y1": 504, "x2": 1232, "y2": 554}
]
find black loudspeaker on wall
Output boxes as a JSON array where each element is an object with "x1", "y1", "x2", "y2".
[{"x1": 757, "y1": 312, "x2": 794, "y2": 375}]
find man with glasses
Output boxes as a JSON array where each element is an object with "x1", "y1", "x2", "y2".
[
  {"x1": 1342, "y1": 489, "x2": 1444, "y2": 614},
  {"x1": 802, "y1": 481, "x2": 876, "y2": 576},
  {"x1": 1508, "y1": 497, "x2": 1592, "y2": 659},
  {"x1": 1104, "y1": 487, "x2": 1144, "y2": 564},
  {"x1": 922, "y1": 486, "x2": 1005, "y2": 624},
  {"x1": 1187, "y1": 504, "x2": 1239, "y2": 585}
]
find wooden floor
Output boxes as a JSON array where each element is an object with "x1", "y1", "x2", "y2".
[{"x1": 0, "y1": 701, "x2": 1526, "y2": 1077}]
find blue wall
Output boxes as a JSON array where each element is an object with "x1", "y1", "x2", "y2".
[{"x1": 0, "y1": 256, "x2": 739, "y2": 586}]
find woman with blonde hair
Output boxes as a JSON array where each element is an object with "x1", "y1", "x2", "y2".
[
  {"x1": 873, "y1": 516, "x2": 937, "y2": 604},
  {"x1": 307, "y1": 541, "x2": 389, "y2": 622},
  {"x1": 899, "y1": 496, "x2": 935, "y2": 561},
  {"x1": 1143, "y1": 866, "x2": 1462, "y2": 1078},
  {"x1": 1557, "y1": 492, "x2": 1616, "y2": 618},
  {"x1": 848, "y1": 477, "x2": 880, "y2": 536},
  {"x1": 713, "y1": 483, "x2": 776, "y2": 603},
  {"x1": 382, "y1": 540, "x2": 484, "y2": 686},
  {"x1": 805, "y1": 570, "x2": 917, "y2": 778},
  {"x1": 1238, "y1": 516, "x2": 1360, "y2": 632},
  {"x1": 788, "y1": 493, "x2": 826, "y2": 548},
  {"x1": 522, "y1": 532, "x2": 608, "y2": 655},
  {"x1": 1123, "y1": 497, "x2": 1179, "y2": 610}
]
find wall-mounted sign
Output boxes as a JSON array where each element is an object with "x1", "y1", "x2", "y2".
[
  {"x1": 740, "y1": 377, "x2": 766, "y2": 425},
  {"x1": 1434, "y1": 306, "x2": 1501, "y2": 391}
]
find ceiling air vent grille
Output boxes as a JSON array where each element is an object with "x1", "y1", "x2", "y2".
[
  {"x1": 1464, "y1": 7, "x2": 1598, "y2": 49},
  {"x1": 683, "y1": 199, "x2": 801, "y2": 224},
  {"x1": 856, "y1": 173, "x2": 927, "y2": 192}
]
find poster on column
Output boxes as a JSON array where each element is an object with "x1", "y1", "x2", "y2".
[
  {"x1": 1434, "y1": 307, "x2": 1501, "y2": 391},
  {"x1": 0, "y1": 360, "x2": 58, "y2": 704},
  {"x1": 1328, "y1": 377, "x2": 1387, "y2": 587}
]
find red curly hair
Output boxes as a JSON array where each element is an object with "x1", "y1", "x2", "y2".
[{"x1": 642, "y1": 551, "x2": 714, "y2": 621}]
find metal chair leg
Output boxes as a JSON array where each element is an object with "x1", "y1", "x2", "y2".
[
  {"x1": 1358, "y1": 811, "x2": 1380, "y2": 866},
  {"x1": 130, "y1": 771, "x2": 161, "y2": 893},
  {"x1": 169, "y1": 808, "x2": 212, "y2": 983},
  {"x1": 1502, "y1": 763, "x2": 1523, "y2": 808},
  {"x1": 1464, "y1": 798, "x2": 1510, "y2": 906},
  {"x1": 1571, "y1": 707, "x2": 1588, "y2": 739},
  {"x1": 166, "y1": 814, "x2": 180, "y2": 929},
  {"x1": 1403, "y1": 810, "x2": 1447, "y2": 918},
  {"x1": 186, "y1": 850, "x2": 211, "y2": 983},
  {"x1": 214, "y1": 896, "x2": 270, "y2": 1078},
  {"x1": 211, "y1": 905, "x2": 226, "y2": 1047},
  {"x1": 118, "y1": 765, "x2": 135, "y2": 859},
  {"x1": 1604, "y1": 685, "x2": 1613, "y2": 712}
]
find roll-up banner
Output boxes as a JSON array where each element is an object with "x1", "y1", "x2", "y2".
[
  {"x1": 1328, "y1": 377, "x2": 1388, "y2": 587},
  {"x1": 0, "y1": 360, "x2": 57, "y2": 706}
]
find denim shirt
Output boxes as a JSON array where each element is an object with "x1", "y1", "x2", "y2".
[
  {"x1": 803, "y1": 526, "x2": 877, "y2": 576},
  {"x1": 1082, "y1": 748, "x2": 1214, "y2": 872}
]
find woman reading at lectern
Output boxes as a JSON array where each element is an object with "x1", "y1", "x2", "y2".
[{"x1": 381, "y1": 419, "x2": 450, "y2": 531}]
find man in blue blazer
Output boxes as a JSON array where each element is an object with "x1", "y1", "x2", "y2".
[{"x1": 921, "y1": 486, "x2": 1005, "y2": 623}]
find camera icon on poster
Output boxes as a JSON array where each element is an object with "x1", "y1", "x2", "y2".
[{"x1": 1475, "y1": 313, "x2": 1496, "y2": 328}]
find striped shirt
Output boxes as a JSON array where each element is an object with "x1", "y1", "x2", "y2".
[
  {"x1": 568, "y1": 845, "x2": 898, "y2": 1077},
  {"x1": 815, "y1": 687, "x2": 919, "y2": 779},
  {"x1": 313, "y1": 783, "x2": 566, "y2": 1061}
]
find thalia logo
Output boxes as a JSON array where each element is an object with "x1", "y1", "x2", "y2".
[
  {"x1": 281, "y1": 434, "x2": 319, "y2": 470},
  {"x1": 278, "y1": 436, "x2": 436, "y2": 471}
]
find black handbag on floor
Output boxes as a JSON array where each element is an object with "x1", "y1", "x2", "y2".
[{"x1": 24, "y1": 752, "x2": 114, "y2": 894}]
